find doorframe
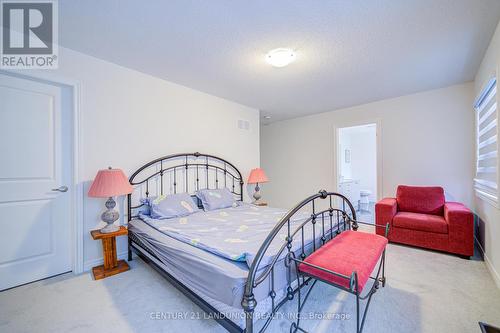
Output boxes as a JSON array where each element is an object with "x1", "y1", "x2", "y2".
[
  {"x1": 0, "y1": 70, "x2": 84, "y2": 274},
  {"x1": 333, "y1": 119, "x2": 383, "y2": 201}
]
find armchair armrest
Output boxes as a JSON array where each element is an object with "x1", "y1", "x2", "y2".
[
  {"x1": 444, "y1": 202, "x2": 474, "y2": 256},
  {"x1": 375, "y1": 198, "x2": 397, "y2": 237}
]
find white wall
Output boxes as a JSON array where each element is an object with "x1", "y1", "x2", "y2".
[
  {"x1": 14, "y1": 46, "x2": 260, "y2": 272},
  {"x1": 474, "y1": 20, "x2": 500, "y2": 288},
  {"x1": 261, "y1": 83, "x2": 474, "y2": 212},
  {"x1": 339, "y1": 125, "x2": 377, "y2": 201}
]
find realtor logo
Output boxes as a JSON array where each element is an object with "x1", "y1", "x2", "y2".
[{"x1": 1, "y1": 0, "x2": 58, "y2": 69}]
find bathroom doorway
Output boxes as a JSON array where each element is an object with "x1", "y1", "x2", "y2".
[{"x1": 336, "y1": 123, "x2": 378, "y2": 224}]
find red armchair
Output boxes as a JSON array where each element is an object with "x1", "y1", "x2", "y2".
[{"x1": 375, "y1": 185, "x2": 474, "y2": 257}]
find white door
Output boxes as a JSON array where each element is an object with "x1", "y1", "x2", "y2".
[{"x1": 0, "y1": 73, "x2": 72, "y2": 290}]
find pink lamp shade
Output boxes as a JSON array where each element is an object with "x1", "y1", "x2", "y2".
[
  {"x1": 88, "y1": 168, "x2": 133, "y2": 198},
  {"x1": 247, "y1": 168, "x2": 269, "y2": 184}
]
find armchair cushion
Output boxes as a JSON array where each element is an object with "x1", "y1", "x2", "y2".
[
  {"x1": 396, "y1": 185, "x2": 445, "y2": 215},
  {"x1": 393, "y1": 212, "x2": 448, "y2": 234}
]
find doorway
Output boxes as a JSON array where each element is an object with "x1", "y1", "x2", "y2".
[
  {"x1": 0, "y1": 73, "x2": 75, "y2": 290},
  {"x1": 336, "y1": 123, "x2": 377, "y2": 224}
]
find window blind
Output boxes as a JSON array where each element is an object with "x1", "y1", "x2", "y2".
[{"x1": 474, "y1": 78, "x2": 498, "y2": 201}]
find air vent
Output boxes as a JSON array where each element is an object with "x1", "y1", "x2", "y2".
[{"x1": 238, "y1": 119, "x2": 250, "y2": 130}]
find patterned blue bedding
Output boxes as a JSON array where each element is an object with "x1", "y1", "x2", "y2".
[{"x1": 139, "y1": 203, "x2": 321, "y2": 268}]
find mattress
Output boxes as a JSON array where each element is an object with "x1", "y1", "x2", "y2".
[
  {"x1": 129, "y1": 231, "x2": 291, "y2": 330},
  {"x1": 129, "y1": 204, "x2": 340, "y2": 328},
  {"x1": 129, "y1": 218, "x2": 294, "y2": 308},
  {"x1": 137, "y1": 203, "x2": 312, "y2": 267}
]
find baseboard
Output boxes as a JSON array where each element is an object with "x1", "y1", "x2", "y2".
[
  {"x1": 485, "y1": 257, "x2": 500, "y2": 290},
  {"x1": 475, "y1": 236, "x2": 500, "y2": 290},
  {"x1": 83, "y1": 251, "x2": 129, "y2": 272}
]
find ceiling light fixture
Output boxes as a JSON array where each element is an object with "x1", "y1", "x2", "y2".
[{"x1": 265, "y1": 48, "x2": 296, "y2": 68}]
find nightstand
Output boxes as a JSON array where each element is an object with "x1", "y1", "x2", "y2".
[
  {"x1": 253, "y1": 202, "x2": 268, "y2": 206},
  {"x1": 90, "y1": 226, "x2": 129, "y2": 280}
]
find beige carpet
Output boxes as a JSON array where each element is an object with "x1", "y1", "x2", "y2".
[{"x1": 1, "y1": 242, "x2": 499, "y2": 333}]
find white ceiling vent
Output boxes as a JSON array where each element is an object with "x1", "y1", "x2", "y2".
[{"x1": 238, "y1": 119, "x2": 250, "y2": 131}]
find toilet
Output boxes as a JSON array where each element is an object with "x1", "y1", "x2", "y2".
[{"x1": 359, "y1": 189, "x2": 371, "y2": 212}]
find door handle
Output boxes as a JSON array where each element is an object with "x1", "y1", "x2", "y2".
[{"x1": 51, "y1": 186, "x2": 68, "y2": 193}]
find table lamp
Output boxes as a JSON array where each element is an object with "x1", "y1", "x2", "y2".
[
  {"x1": 88, "y1": 167, "x2": 133, "y2": 233},
  {"x1": 247, "y1": 168, "x2": 269, "y2": 204}
]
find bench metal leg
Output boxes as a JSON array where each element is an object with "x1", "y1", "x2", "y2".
[
  {"x1": 290, "y1": 253, "x2": 318, "y2": 333},
  {"x1": 380, "y1": 250, "x2": 386, "y2": 287},
  {"x1": 356, "y1": 289, "x2": 360, "y2": 333},
  {"x1": 357, "y1": 249, "x2": 386, "y2": 332}
]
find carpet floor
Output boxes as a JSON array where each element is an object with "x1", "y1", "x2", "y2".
[{"x1": 1, "y1": 239, "x2": 499, "y2": 333}]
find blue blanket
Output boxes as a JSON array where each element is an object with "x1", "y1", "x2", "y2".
[{"x1": 139, "y1": 203, "x2": 324, "y2": 268}]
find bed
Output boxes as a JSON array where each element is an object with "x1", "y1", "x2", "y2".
[{"x1": 127, "y1": 152, "x2": 359, "y2": 332}]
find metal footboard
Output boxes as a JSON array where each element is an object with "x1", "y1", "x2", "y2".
[
  {"x1": 242, "y1": 190, "x2": 359, "y2": 333},
  {"x1": 128, "y1": 186, "x2": 381, "y2": 333}
]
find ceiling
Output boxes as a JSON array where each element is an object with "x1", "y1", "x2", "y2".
[{"x1": 59, "y1": 1, "x2": 500, "y2": 123}]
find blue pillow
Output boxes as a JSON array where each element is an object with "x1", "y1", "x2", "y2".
[
  {"x1": 141, "y1": 193, "x2": 199, "y2": 219},
  {"x1": 196, "y1": 188, "x2": 236, "y2": 211}
]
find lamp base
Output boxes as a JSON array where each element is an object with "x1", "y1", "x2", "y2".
[
  {"x1": 100, "y1": 197, "x2": 120, "y2": 234},
  {"x1": 253, "y1": 183, "x2": 262, "y2": 203},
  {"x1": 100, "y1": 223, "x2": 120, "y2": 234}
]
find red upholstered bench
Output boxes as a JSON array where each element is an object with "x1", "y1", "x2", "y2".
[
  {"x1": 299, "y1": 230, "x2": 388, "y2": 293},
  {"x1": 295, "y1": 228, "x2": 389, "y2": 333}
]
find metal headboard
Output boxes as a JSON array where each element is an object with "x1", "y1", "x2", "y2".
[{"x1": 127, "y1": 152, "x2": 244, "y2": 220}]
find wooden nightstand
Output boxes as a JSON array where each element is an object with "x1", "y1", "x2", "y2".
[
  {"x1": 253, "y1": 202, "x2": 268, "y2": 206},
  {"x1": 90, "y1": 226, "x2": 129, "y2": 280}
]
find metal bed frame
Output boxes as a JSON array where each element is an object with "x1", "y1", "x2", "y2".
[{"x1": 127, "y1": 152, "x2": 386, "y2": 333}]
